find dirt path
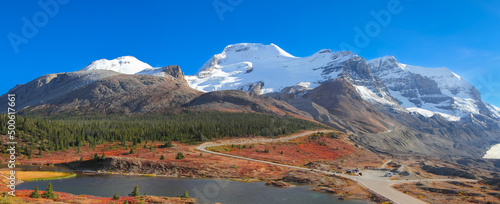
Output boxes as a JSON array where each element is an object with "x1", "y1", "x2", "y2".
[
  {"x1": 380, "y1": 159, "x2": 392, "y2": 169},
  {"x1": 197, "y1": 130, "x2": 477, "y2": 204}
]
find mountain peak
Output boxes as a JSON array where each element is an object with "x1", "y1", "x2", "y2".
[
  {"x1": 81, "y1": 56, "x2": 152, "y2": 75},
  {"x1": 189, "y1": 43, "x2": 362, "y2": 94},
  {"x1": 368, "y1": 55, "x2": 397, "y2": 66},
  {"x1": 222, "y1": 43, "x2": 296, "y2": 58},
  {"x1": 381, "y1": 55, "x2": 397, "y2": 62}
]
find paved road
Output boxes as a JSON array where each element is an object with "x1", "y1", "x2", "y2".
[{"x1": 197, "y1": 130, "x2": 477, "y2": 204}]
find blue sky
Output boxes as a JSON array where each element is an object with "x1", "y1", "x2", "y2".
[{"x1": 1, "y1": 0, "x2": 500, "y2": 106}]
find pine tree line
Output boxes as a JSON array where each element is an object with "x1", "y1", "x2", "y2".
[{"x1": 0, "y1": 112, "x2": 327, "y2": 155}]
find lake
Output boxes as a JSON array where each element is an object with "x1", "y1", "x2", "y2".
[{"x1": 17, "y1": 174, "x2": 367, "y2": 204}]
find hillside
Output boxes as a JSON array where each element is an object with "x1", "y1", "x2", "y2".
[{"x1": 2, "y1": 43, "x2": 500, "y2": 159}]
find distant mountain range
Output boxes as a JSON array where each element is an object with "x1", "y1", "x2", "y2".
[
  {"x1": 187, "y1": 43, "x2": 499, "y2": 121},
  {"x1": 2, "y1": 43, "x2": 500, "y2": 159}
]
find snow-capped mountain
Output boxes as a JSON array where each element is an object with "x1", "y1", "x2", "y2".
[
  {"x1": 3, "y1": 43, "x2": 500, "y2": 158},
  {"x1": 186, "y1": 43, "x2": 355, "y2": 94},
  {"x1": 485, "y1": 102, "x2": 500, "y2": 119},
  {"x1": 186, "y1": 43, "x2": 500, "y2": 122},
  {"x1": 82, "y1": 56, "x2": 153, "y2": 74},
  {"x1": 367, "y1": 56, "x2": 484, "y2": 121},
  {"x1": 81, "y1": 56, "x2": 171, "y2": 78},
  {"x1": 46, "y1": 43, "x2": 500, "y2": 123}
]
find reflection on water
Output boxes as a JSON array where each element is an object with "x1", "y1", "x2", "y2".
[{"x1": 18, "y1": 174, "x2": 367, "y2": 204}]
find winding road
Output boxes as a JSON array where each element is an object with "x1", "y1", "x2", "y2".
[{"x1": 196, "y1": 130, "x2": 477, "y2": 204}]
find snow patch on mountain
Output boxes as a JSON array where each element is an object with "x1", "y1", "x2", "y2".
[
  {"x1": 485, "y1": 102, "x2": 500, "y2": 119},
  {"x1": 453, "y1": 97, "x2": 480, "y2": 115},
  {"x1": 483, "y1": 143, "x2": 500, "y2": 159},
  {"x1": 407, "y1": 107, "x2": 461, "y2": 121},
  {"x1": 81, "y1": 56, "x2": 153, "y2": 75},
  {"x1": 76, "y1": 44, "x2": 497, "y2": 124},
  {"x1": 355, "y1": 85, "x2": 397, "y2": 106},
  {"x1": 367, "y1": 56, "x2": 482, "y2": 121},
  {"x1": 136, "y1": 68, "x2": 166, "y2": 77},
  {"x1": 402, "y1": 64, "x2": 475, "y2": 99},
  {"x1": 187, "y1": 44, "x2": 493, "y2": 122},
  {"x1": 187, "y1": 43, "x2": 353, "y2": 94}
]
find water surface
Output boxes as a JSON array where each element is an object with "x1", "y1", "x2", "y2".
[{"x1": 18, "y1": 174, "x2": 367, "y2": 204}]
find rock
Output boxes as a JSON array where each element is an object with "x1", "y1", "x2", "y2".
[
  {"x1": 421, "y1": 165, "x2": 477, "y2": 179},
  {"x1": 162, "y1": 65, "x2": 186, "y2": 83},
  {"x1": 420, "y1": 187, "x2": 460, "y2": 195},
  {"x1": 265, "y1": 181, "x2": 295, "y2": 188}
]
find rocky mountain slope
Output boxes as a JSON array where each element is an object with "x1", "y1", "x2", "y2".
[
  {"x1": 187, "y1": 43, "x2": 500, "y2": 123},
  {"x1": 0, "y1": 59, "x2": 312, "y2": 120},
  {"x1": 186, "y1": 43, "x2": 500, "y2": 158},
  {"x1": 2, "y1": 44, "x2": 500, "y2": 159},
  {"x1": 3, "y1": 70, "x2": 200, "y2": 115}
]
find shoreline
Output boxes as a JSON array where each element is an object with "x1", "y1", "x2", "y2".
[
  {"x1": 14, "y1": 165, "x2": 372, "y2": 203},
  {"x1": 7, "y1": 130, "x2": 379, "y2": 203}
]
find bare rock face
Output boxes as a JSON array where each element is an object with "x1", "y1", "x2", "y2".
[
  {"x1": 269, "y1": 78, "x2": 393, "y2": 134},
  {"x1": 421, "y1": 165, "x2": 477, "y2": 179},
  {"x1": 239, "y1": 81, "x2": 264, "y2": 95},
  {"x1": 3, "y1": 50, "x2": 500, "y2": 161},
  {"x1": 19, "y1": 73, "x2": 202, "y2": 114},
  {"x1": 1, "y1": 67, "x2": 313, "y2": 120},
  {"x1": 0, "y1": 70, "x2": 123, "y2": 112},
  {"x1": 162, "y1": 65, "x2": 187, "y2": 84},
  {"x1": 265, "y1": 181, "x2": 295, "y2": 188},
  {"x1": 183, "y1": 90, "x2": 314, "y2": 120},
  {"x1": 65, "y1": 157, "x2": 241, "y2": 178},
  {"x1": 0, "y1": 65, "x2": 203, "y2": 115}
]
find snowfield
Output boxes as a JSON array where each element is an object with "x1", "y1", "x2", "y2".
[
  {"x1": 483, "y1": 143, "x2": 500, "y2": 159},
  {"x1": 186, "y1": 43, "x2": 352, "y2": 94}
]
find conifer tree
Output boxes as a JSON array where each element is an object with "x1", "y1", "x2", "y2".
[
  {"x1": 180, "y1": 190, "x2": 190, "y2": 198},
  {"x1": 176, "y1": 152, "x2": 185, "y2": 159},
  {"x1": 129, "y1": 185, "x2": 140, "y2": 197},
  {"x1": 41, "y1": 182, "x2": 55, "y2": 199},
  {"x1": 113, "y1": 193, "x2": 119, "y2": 200},
  {"x1": 30, "y1": 185, "x2": 41, "y2": 198},
  {"x1": 164, "y1": 140, "x2": 173, "y2": 148}
]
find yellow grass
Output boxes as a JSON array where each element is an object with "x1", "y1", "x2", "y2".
[
  {"x1": 0, "y1": 171, "x2": 76, "y2": 181},
  {"x1": 206, "y1": 146, "x2": 231, "y2": 152}
]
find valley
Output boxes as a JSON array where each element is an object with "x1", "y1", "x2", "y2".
[
  {"x1": 1, "y1": 130, "x2": 377, "y2": 203},
  {"x1": 1, "y1": 43, "x2": 500, "y2": 203},
  {"x1": 2, "y1": 129, "x2": 499, "y2": 203}
]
